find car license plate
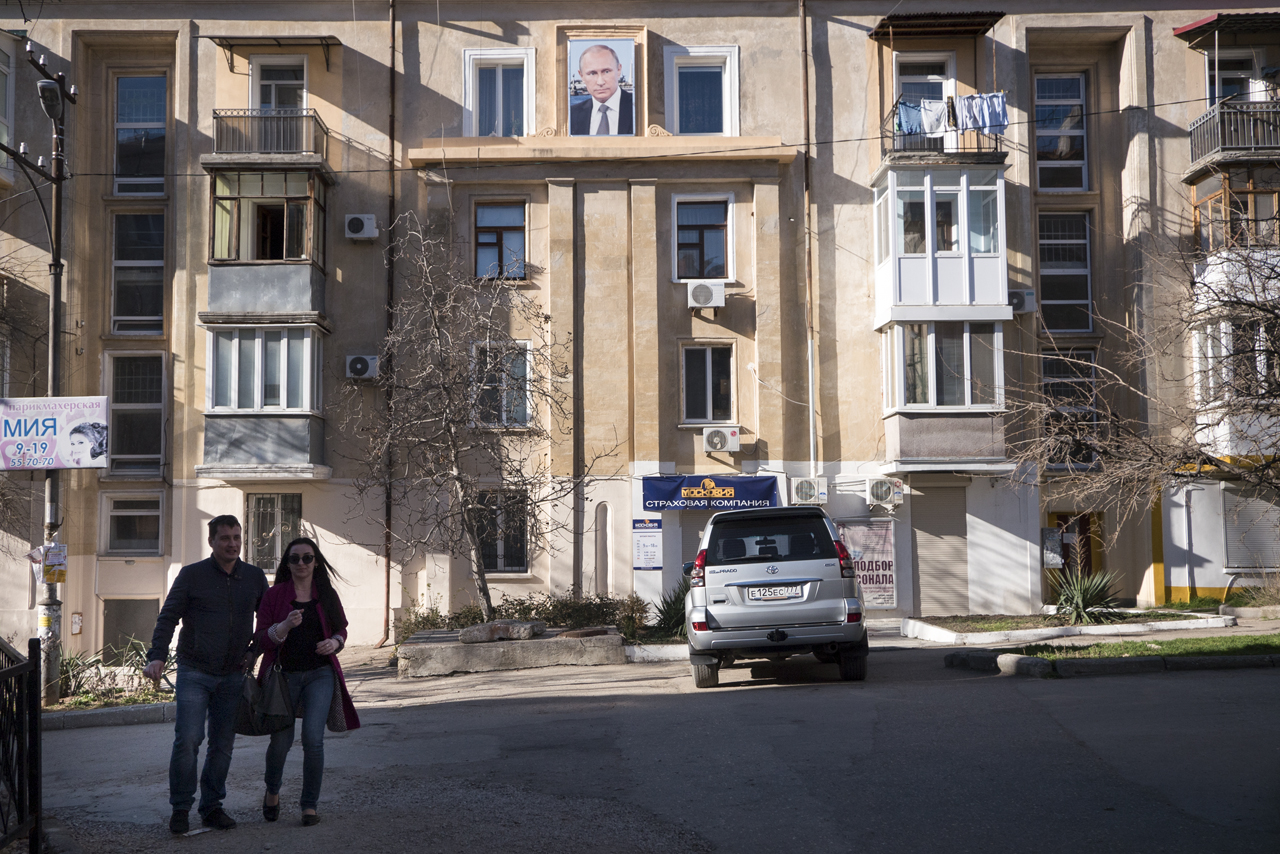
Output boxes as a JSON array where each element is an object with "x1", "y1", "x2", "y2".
[{"x1": 747, "y1": 585, "x2": 803, "y2": 601}]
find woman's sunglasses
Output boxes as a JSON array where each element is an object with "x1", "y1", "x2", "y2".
[{"x1": 287, "y1": 553, "x2": 316, "y2": 565}]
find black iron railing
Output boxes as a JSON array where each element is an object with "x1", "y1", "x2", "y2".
[
  {"x1": 881, "y1": 96, "x2": 1003, "y2": 156},
  {"x1": 1190, "y1": 100, "x2": 1280, "y2": 165},
  {"x1": 0, "y1": 638, "x2": 41, "y2": 853},
  {"x1": 213, "y1": 109, "x2": 329, "y2": 156}
]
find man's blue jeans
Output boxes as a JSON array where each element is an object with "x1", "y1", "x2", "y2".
[
  {"x1": 264, "y1": 665, "x2": 334, "y2": 811},
  {"x1": 170, "y1": 664, "x2": 242, "y2": 816}
]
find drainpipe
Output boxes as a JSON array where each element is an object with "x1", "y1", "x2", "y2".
[
  {"x1": 799, "y1": 0, "x2": 818, "y2": 478},
  {"x1": 377, "y1": 0, "x2": 397, "y2": 647}
]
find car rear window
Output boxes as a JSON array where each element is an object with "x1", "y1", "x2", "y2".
[{"x1": 704, "y1": 516, "x2": 837, "y2": 565}]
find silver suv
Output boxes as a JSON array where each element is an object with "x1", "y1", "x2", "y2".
[{"x1": 684, "y1": 506, "x2": 868, "y2": 688}]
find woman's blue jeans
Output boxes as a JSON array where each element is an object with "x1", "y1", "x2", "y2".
[{"x1": 263, "y1": 665, "x2": 334, "y2": 811}]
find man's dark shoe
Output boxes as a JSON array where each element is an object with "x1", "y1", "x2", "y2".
[
  {"x1": 169, "y1": 810, "x2": 189, "y2": 834},
  {"x1": 201, "y1": 808, "x2": 237, "y2": 830}
]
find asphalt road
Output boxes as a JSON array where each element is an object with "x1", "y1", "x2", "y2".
[{"x1": 44, "y1": 649, "x2": 1280, "y2": 853}]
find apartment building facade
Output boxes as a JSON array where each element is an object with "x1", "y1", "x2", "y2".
[{"x1": 0, "y1": 2, "x2": 1271, "y2": 652}]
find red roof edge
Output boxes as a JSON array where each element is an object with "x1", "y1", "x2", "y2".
[{"x1": 1173, "y1": 14, "x2": 1220, "y2": 40}]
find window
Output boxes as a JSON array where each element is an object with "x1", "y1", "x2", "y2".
[
  {"x1": 663, "y1": 46, "x2": 739, "y2": 136},
  {"x1": 886, "y1": 169, "x2": 1001, "y2": 258},
  {"x1": 683, "y1": 344, "x2": 733, "y2": 423},
  {"x1": 886, "y1": 322, "x2": 1002, "y2": 409},
  {"x1": 115, "y1": 76, "x2": 166, "y2": 195},
  {"x1": 1035, "y1": 74, "x2": 1087, "y2": 191},
  {"x1": 474, "y1": 342, "x2": 529, "y2": 427},
  {"x1": 1194, "y1": 169, "x2": 1280, "y2": 253},
  {"x1": 1209, "y1": 54, "x2": 1258, "y2": 105},
  {"x1": 0, "y1": 43, "x2": 12, "y2": 173},
  {"x1": 475, "y1": 490, "x2": 527, "y2": 573},
  {"x1": 211, "y1": 171, "x2": 326, "y2": 266},
  {"x1": 108, "y1": 354, "x2": 164, "y2": 475},
  {"x1": 894, "y1": 54, "x2": 954, "y2": 152},
  {"x1": 1196, "y1": 318, "x2": 1280, "y2": 403},
  {"x1": 253, "y1": 58, "x2": 306, "y2": 110},
  {"x1": 1042, "y1": 351, "x2": 1097, "y2": 468},
  {"x1": 103, "y1": 494, "x2": 162, "y2": 554},
  {"x1": 474, "y1": 202, "x2": 526, "y2": 278},
  {"x1": 674, "y1": 197, "x2": 731, "y2": 280},
  {"x1": 246, "y1": 493, "x2": 302, "y2": 574},
  {"x1": 1039, "y1": 213, "x2": 1092, "y2": 332},
  {"x1": 112, "y1": 214, "x2": 164, "y2": 335},
  {"x1": 210, "y1": 327, "x2": 321, "y2": 411},
  {"x1": 463, "y1": 48, "x2": 535, "y2": 137}
]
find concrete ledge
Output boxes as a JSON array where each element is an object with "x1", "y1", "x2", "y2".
[
  {"x1": 1220, "y1": 604, "x2": 1280, "y2": 619},
  {"x1": 398, "y1": 634, "x2": 627, "y2": 677},
  {"x1": 945, "y1": 651, "x2": 1280, "y2": 678},
  {"x1": 626, "y1": 644, "x2": 689, "y2": 663},
  {"x1": 1163, "y1": 654, "x2": 1275, "y2": 671},
  {"x1": 997, "y1": 654, "x2": 1054, "y2": 678},
  {"x1": 42, "y1": 701, "x2": 176, "y2": 731},
  {"x1": 1055, "y1": 656, "x2": 1166, "y2": 678},
  {"x1": 903, "y1": 614, "x2": 1236, "y2": 646}
]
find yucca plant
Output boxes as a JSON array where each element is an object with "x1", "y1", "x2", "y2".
[
  {"x1": 1047, "y1": 567, "x2": 1123, "y2": 625},
  {"x1": 653, "y1": 576, "x2": 691, "y2": 638}
]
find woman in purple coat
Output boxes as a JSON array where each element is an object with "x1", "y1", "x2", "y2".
[{"x1": 255, "y1": 537, "x2": 360, "y2": 826}]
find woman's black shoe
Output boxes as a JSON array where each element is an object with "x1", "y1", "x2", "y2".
[
  {"x1": 263, "y1": 794, "x2": 279, "y2": 822},
  {"x1": 301, "y1": 813, "x2": 320, "y2": 827}
]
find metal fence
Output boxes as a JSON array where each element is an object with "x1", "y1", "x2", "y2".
[
  {"x1": 881, "y1": 97, "x2": 1003, "y2": 156},
  {"x1": 0, "y1": 637, "x2": 40, "y2": 853},
  {"x1": 213, "y1": 108, "x2": 329, "y2": 156},
  {"x1": 1190, "y1": 100, "x2": 1280, "y2": 166}
]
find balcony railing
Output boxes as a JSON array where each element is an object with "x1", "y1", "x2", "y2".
[
  {"x1": 881, "y1": 97, "x2": 1003, "y2": 157},
  {"x1": 1189, "y1": 100, "x2": 1280, "y2": 166},
  {"x1": 213, "y1": 109, "x2": 329, "y2": 156}
]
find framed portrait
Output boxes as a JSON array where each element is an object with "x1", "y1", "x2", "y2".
[{"x1": 568, "y1": 38, "x2": 636, "y2": 136}]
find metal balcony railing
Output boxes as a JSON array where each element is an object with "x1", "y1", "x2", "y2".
[
  {"x1": 1189, "y1": 99, "x2": 1280, "y2": 166},
  {"x1": 213, "y1": 109, "x2": 329, "y2": 156},
  {"x1": 881, "y1": 97, "x2": 1003, "y2": 157}
]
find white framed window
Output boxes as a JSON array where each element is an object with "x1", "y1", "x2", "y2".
[
  {"x1": 101, "y1": 492, "x2": 163, "y2": 555},
  {"x1": 893, "y1": 52, "x2": 955, "y2": 151},
  {"x1": 107, "y1": 353, "x2": 165, "y2": 476},
  {"x1": 1035, "y1": 74, "x2": 1087, "y2": 191},
  {"x1": 1194, "y1": 319, "x2": 1280, "y2": 404},
  {"x1": 474, "y1": 341, "x2": 530, "y2": 427},
  {"x1": 112, "y1": 213, "x2": 164, "y2": 335},
  {"x1": 251, "y1": 55, "x2": 307, "y2": 110},
  {"x1": 884, "y1": 168, "x2": 1003, "y2": 259},
  {"x1": 211, "y1": 171, "x2": 326, "y2": 266},
  {"x1": 475, "y1": 489, "x2": 528, "y2": 574},
  {"x1": 246, "y1": 492, "x2": 302, "y2": 574},
  {"x1": 0, "y1": 40, "x2": 14, "y2": 176},
  {"x1": 672, "y1": 193, "x2": 733, "y2": 282},
  {"x1": 663, "y1": 45, "x2": 739, "y2": 136},
  {"x1": 463, "y1": 48, "x2": 535, "y2": 137},
  {"x1": 473, "y1": 200, "x2": 526, "y2": 279},
  {"x1": 884, "y1": 322, "x2": 1003, "y2": 410},
  {"x1": 682, "y1": 342, "x2": 734, "y2": 424},
  {"x1": 1207, "y1": 50, "x2": 1262, "y2": 105},
  {"x1": 114, "y1": 75, "x2": 167, "y2": 195},
  {"x1": 1039, "y1": 212, "x2": 1092, "y2": 332},
  {"x1": 208, "y1": 326, "x2": 322, "y2": 412},
  {"x1": 1042, "y1": 350, "x2": 1097, "y2": 469}
]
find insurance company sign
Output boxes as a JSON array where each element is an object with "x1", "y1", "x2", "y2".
[
  {"x1": 0, "y1": 397, "x2": 110, "y2": 470},
  {"x1": 836, "y1": 519, "x2": 897, "y2": 609},
  {"x1": 640, "y1": 475, "x2": 779, "y2": 511}
]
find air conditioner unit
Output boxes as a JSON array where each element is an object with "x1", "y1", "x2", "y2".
[
  {"x1": 687, "y1": 280, "x2": 726, "y2": 309},
  {"x1": 866, "y1": 477, "x2": 904, "y2": 508},
  {"x1": 702, "y1": 426, "x2": 740, "y2": 453},
  {"x1": 1008, "y1": 289, "x2": 1037, "y2": 313},
  {"x1": 345, "y1": 214, "x2": 379, "y2": 240},
  {"x1": 346, "y1": 355, "x2": 380, "y2": 379},
  {"x1": 791, "y1": 477, "x2": 828, "y2": 505}
]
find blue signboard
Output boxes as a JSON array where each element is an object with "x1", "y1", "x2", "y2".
[{"x1": 641, "y1": 475, "x2": 779, "y2": 511}]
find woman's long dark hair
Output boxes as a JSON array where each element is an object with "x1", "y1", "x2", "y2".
[{"x1": 276, "y1": 537, "x2": 348, "y2": 635}]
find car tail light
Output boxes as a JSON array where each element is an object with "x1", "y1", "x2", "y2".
[
  {"x1": 846, "y1": 612, "x2": 862, "y2": 623},
  {"x1": 691, "y1": 549, "x2": 707, "y2": 587},
  {"x1": 691, "y1": 621, "x2": 709, "y2": 632},
  {"x1": 834, "y1": 540, "x2": 856, "y2": 578}
]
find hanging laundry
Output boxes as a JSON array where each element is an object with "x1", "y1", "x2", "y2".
[
  {"x1": 977, "y1": 92, "x2": 1009, "y2": 135},
  {"x1": 920, "y1": 99, "x2": 949, "y2": 137},
  {"x1": 955, "y1": 94, "x2": 982, "y2": 132},
  {"x1": 897, "y1": 100, "x2": 923, "y2": 135}
]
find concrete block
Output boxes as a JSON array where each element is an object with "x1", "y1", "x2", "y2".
[
  {"x1": 1054, "y1": 656, "x2": 1165, "y2": 678},
  {"x1": 399, "y1": 633, "x2": 626, "y2": 677},
  {"x1": 997, "y1": 654, "x2": 1054, "y2": 677},
  {"x1": 458, "y1": 620, "x2": 547, "y2": 643},
  {"x1": 1163, "y1": 655, "x2": 1274, "y2": 671},
  {"x1": 627, "y1": 644, "x2": 689, "y2": 663}
]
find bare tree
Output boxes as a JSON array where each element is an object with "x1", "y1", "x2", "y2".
[{"x1": 340, "y1": 212, "x2": 618, "y2": 619}]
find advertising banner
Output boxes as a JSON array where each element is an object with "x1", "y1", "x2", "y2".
[
  {"x1": 632, "y1": 519, "x2": 662, "y2": 571},
  {"x1": 0, "y1": 397, "x2": 110, "y2": 470},
  {"x1": 640, "y1": 475, "x2": 779, "y2": 512},
  {"x1": 836, "y1": 519, "x2": 897, "y2": 609}
]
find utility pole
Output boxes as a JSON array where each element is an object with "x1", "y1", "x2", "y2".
[{"x1": 1, "y1": 45, "x2": 77, "y2": 704}]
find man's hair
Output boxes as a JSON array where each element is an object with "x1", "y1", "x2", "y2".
[
  {"x1": 578, "y1": 44, "x2": 621, "y2": 71},
  {"x1": 208, "y1": 514, "x2": 241, "y2": 538}
]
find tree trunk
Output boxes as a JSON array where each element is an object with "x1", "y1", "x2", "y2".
[{"x1": 467, "y1": 529, "x2": 496, "y2": 621}]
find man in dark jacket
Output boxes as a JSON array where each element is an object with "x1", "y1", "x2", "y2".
[{"x1": 144, "y1": 515, "x2": 268, "y2": 834}]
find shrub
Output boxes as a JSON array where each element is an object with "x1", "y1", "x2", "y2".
[
  {"x1": 653, "y1": 577, "x2": 690, "y2": 638},
  {"x1": 1048, "y1": 567, "x2": 1123, "y2": 625},
  {"x1": 1238, "y1": 571, "x2": 1280, "y2": 608},
  {"x1": 615, "y1": 594, "x2": 650, "y2": 639},
  {"x1": 394, "y1": 594, "x2": 448, "y2": 643},
  {"x1": 448, "y1": 603, "x2": 488, "y2": 630}
]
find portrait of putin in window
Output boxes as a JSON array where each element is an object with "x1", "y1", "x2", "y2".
[{"x1": 569, "y1": 39, "x2": 636, "y2": 136}]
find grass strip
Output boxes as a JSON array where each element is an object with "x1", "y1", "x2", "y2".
[{"x1": 1010, "y1": 633, "x2": 1280, "y2": 660}]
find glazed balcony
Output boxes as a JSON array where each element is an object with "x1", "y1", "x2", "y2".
[{"x1": 213, "y1": 109, "x2": 329, "y2": 157}]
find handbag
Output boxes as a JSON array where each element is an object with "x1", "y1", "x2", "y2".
[
  {"x1": 325, "y1": 670, "x2": 348, "y2": 733},
  {"x1": 235, "y1": 662, "x2": 295, "y2": 737}
]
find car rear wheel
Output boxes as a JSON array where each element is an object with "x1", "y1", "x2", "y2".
[
  {"x1": 691, "y1": 662, "x2": 720, "y2": 688},
  {"x1": 838, "y1": 651, "x2": 867, "y2": 681}
]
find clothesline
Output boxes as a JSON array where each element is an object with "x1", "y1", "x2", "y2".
[{"x1": 896, "y1": 92, "x2": 1009, "y2": 137}]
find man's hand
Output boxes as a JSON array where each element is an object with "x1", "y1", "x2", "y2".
[
  {"x1": 142, "y1": 660, "x2": 164, "y2": 683},
  {"x1": 315, "y1": 638, "x2": 340, "y2": 656}
]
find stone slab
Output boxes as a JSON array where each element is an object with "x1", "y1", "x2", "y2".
[
  {"x1": 458, "y1": 620, "x2": 548, "y2": 643},
  {"x1": 398, "y1": 633, "x2": 626, "y2": 677}
]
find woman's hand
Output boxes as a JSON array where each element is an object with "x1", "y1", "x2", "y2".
[
  {"x1": 282, "y1": 609, "x2": 304, "y2": 631},
  {"x1": 315, "y1": 637, "x2": 341, "y2": 656}
]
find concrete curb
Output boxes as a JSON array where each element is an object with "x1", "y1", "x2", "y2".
[
  {"x1": 1219, "y1": 604, "x2": 1280, "y2": 619},
  {"x1": 945, "y1": 650, "x2": 1280, "y2": 678},
  {"x1": 41, "y1": 701, "x2": 176, "y2": 731},
  {"x1": 626, "y1": 644, "x2": 689, "y2": 663},
  {"x1": 904, "y1": 614, "x2": 1236, "y2": 646}
]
